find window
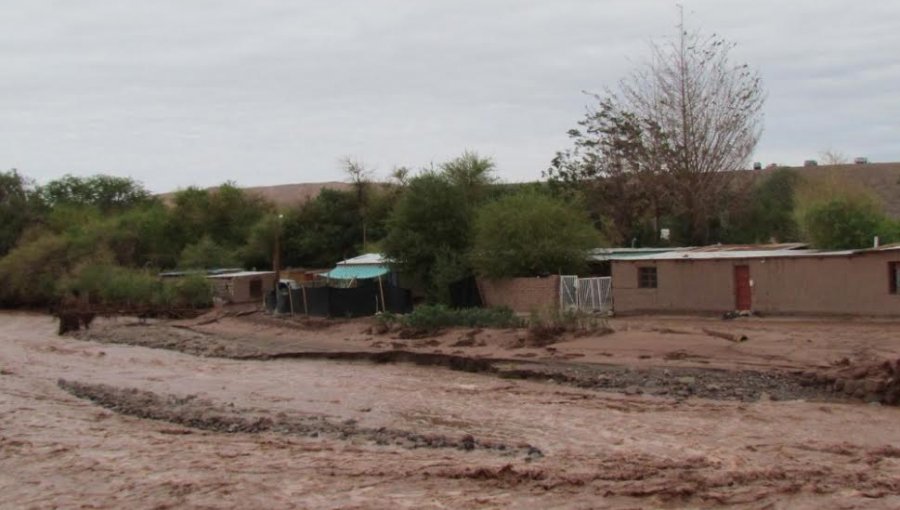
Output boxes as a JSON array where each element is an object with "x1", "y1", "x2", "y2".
[
  {"x1": 638, "y1": 267, "x2": 658, "y2": 289},
  {"x1": 890, "y1": 262, "x2": 900, "y2": 294}
]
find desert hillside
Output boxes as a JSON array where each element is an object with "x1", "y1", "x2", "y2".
[
  {"x1": 159, "y1": 181, "x2": 353, "y2": 207},
  {"x1": 762, "y1": 162, "x2": 900, "y2": 217},
  {"x1": 158, "y1": 162, "x2": 900, "y2": 215}
]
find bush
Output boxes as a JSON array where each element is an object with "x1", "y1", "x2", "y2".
[
  {"x1": 0, "y1": 231, "x2": 112, "y2": 307},
  {"x1": 800, "y1": 197, "x2": 890, "y2": 249},
  {"x1": 471, "y1": 191, "x2": 602, "y2": 278},
  {"x1": 172, "y1": 274, "x2": 214, "y2": 308},
  {"x1": 795, "y1": 173, "x2": 897, "y2": 249},
  {"x1": 179, "y1": 235, "x2": 240, "y2": 269},
  {"x1": 63, "y1": 265, "x2": 213, "y2": 310}
]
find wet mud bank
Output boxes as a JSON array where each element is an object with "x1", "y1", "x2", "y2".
[
  {"x1": 255, "y1": 350, "x2": 841, "y2": 403},
  {"x1": 57, "y1": 379, "x2": 542, "y2": 458},
  {"x1": 73, "y1": 321, "x2": 893, "y2": 405}
]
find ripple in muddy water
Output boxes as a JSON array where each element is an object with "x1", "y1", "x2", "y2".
[{"x1": 57, "y1": 379, "x2": 541, "y2": 458}]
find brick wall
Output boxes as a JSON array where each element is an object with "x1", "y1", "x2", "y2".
[{"x1": 476, "y1": 276, "x2": 560, "y2": 313}]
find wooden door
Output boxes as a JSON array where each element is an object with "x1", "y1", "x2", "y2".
[{"x1": 734, "y1": 265, "x2": 751, "y2": 311}]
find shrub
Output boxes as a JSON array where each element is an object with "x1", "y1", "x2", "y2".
[
  {"x1": 172, "y1": 274, "x2": 214, "y2": 308},
  {"x1": 63, "y1": 265, "x2": 213, "y2": 310},
  {"x1": 384, "y1": 305, "x2": 524, "y2": 333},
  {"x1": 795, "y1": 173, "x2": 897, "y2": 249},
  {"x1": 800, "y1": 197, "x2": 890, "y2": 249},
  {"x1": 179, "y1": 235, "x2": 240, "y2": 269},
  {"x1": 471, "y1": 191, "x2": 602, "y2": 278}
]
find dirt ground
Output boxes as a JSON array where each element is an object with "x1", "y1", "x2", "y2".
[{"x1": 2, "y1": 310, "x2": 900, "y2": 509}]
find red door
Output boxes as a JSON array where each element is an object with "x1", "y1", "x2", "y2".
[{"x1": 734, "y1": 265, "x2": 751, "y2": 311}]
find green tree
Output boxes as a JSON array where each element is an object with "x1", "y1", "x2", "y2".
[
  {"x1": 38, "y1": 174, "x2": 154, "y2": 212},
  {"x1": 800, "y1": 197, "x2": 892, "y2": 249},
  {"x1": 167, "y1": 182, "x2": 273, "y2": 260},
  {"x1": 179, "y1": 236, "x2": 240, "y2": 269},
  {"x1": 281, "y1": 189, "x2": 363, "y2": 268},
  {"x1": 471, "y1": 191, "x2": 603, "y2": 278},
  {"x1": 0, "y1": 169, "x2": 42, "y2": 256},
  {"x1": 440, "y1": 151, "x2": 497, "y2": 204},
  {"x1": 725, "y1": 168, "x2": 801, "y2": 244},
  {"x1": 382, "y1": 172, "x2": 472, "y2": 302},
  {"x1": 240, "y1": 214, "x2": 281, "y2": 270}
]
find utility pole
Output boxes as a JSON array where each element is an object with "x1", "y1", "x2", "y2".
[{"x1": 273, "y1": 213, "x2": 283, "y2": 292}]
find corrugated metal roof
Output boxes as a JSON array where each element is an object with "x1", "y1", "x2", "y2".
[
  {"x1": 686, "y1": 243, "x2": 808, "y2": 252},
  {"x1": 159, "y1": 267, "x2": 245, "y2": 277},
  {"x1": 613, "y1": 245, "x2": 900, "y2": 261},
  {"x1": 207, "y1": 271, "x2": 275, "y2": 279},
  {"x1": 589, "y1": 247, "x2": 685, "y2": 261},
  {"x1": 337, "y1": 253, "x2": 390, "y2": 266}
]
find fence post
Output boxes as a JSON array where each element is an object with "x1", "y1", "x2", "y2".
[{"x1": 378, "y1": 276, "x2": 387, "y2": 313}]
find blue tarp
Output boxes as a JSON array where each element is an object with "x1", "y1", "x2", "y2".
[{"x1": 323, "y1": 265, "x2": 390, "y2": 280}]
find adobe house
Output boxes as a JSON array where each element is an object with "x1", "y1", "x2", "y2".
[
  {"x1": 611, "y1": 245, "x2": 900, "y2": 316},
  {"x1": 206, "y1": 271, "x2": 276, "y2": 304}
]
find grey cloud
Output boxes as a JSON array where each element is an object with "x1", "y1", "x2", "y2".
[{"x1": 1, "y1": 0, "x2": 897, "y2": 191}]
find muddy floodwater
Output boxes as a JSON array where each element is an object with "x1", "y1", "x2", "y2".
[{"x1": 1, "y1": 311, "x2": 899, "y2": 509}]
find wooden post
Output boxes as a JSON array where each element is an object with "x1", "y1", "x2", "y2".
[
  {"x1": 378, "y1": 275, "x2": 387, "y2": 313},
  {"x1": 287, "y1": 284, "x2": 294, "y2": 316},
  {"x1": 302, "y1": 285, "x2": 309, "y2": 316}
]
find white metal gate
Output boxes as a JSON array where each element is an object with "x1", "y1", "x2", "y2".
[
  {"x1": 560, "y1": 275, "x2": 578, "y2": 310},
  {"x1": 560, "y1": 276, "x2": 612, "y2": 313}
]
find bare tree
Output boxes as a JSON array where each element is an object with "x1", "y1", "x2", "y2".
[
  {"x1": 548, "y1": 11, "x2": 765, "y2": 245},
  {"x1": 389, "y1": 166, "x2": 411, "y2": 187},
  {"x1": 341, "y1": 157, "x2": 374, "y2": 248},
  {"x1": 819, "y1": 149, "x2": 849, "y2": 166}
]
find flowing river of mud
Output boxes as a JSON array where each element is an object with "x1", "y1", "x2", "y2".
[{"x1": 2, "y1": 311, "x2": 900, "y2": 509}]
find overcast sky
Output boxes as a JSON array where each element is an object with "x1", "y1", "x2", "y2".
[{"x1": 2, "y1": 1, "x2": 898, "y2": 192}]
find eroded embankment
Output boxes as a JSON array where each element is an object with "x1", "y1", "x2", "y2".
[
  {"x1": 57, "y1": 379, "x2": 542, "y2": 458},
  {"x1": 73, "y1": 323, "x2": 860, "y2": 404}
]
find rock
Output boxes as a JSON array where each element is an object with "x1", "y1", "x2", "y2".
[
  {"x1": 758, "y1": 391, "x2": 771, "y2": 402},
  {"x1": 624, "y1": 386, "x2": 643, "y2": 396},
  {"x1": 526, "y1": 446, "x2": 544, "y2": 461},
  {"x1": 676, "y1": 376, "x2": 696, "y2": 386},
  {"x1": 864, "y1": 379, "x2": 886, "y2": 393}
]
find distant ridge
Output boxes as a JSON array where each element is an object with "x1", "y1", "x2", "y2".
[
  {"x1": 759, "y1": 162, "x2": 900, "y2": 218},
  {"x1": 156, "y1": 162, "x2": 900, "y2": 216},
  {"x1": 158, "y1": 181, "x2": 353, "y2": 207}
]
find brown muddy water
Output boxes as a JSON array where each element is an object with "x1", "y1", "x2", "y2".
[{"x1": 1, "y1": 311, "x2": 899, "y2": 509}]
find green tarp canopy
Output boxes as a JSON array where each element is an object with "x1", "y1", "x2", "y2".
[{"x1": 323, "y1": 265, "x2": 390, "y2": 280}]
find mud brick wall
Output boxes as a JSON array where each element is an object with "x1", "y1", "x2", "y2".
[{"x1": 476, "y1": 276, "x2": 559, "y2": 313}]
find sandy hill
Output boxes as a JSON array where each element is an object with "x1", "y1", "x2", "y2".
[
  {"x1": 158, "y1": 162, "x2": 900, "y2": 216},
  {"x1": 159, "y1": 181, "x2": 354, "y2": 207},
  {"x1": 761, "y1": 162, "x2": 900, "y2": 217},
  {"x1": 238, "y1": 181, "x2": 354, "y2": 206}
]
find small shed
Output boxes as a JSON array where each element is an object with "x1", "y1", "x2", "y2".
[
  {"x1": 207, "y1": 271, "x2": 276, "y2": 304},
  {"x1": 610, "y1": 244, "x2": 900, "y2": 316}
]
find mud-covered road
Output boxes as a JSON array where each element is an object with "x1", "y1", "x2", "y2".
[{"x1": 2, "y1": 311, "x2": 900, "y2": 509}]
